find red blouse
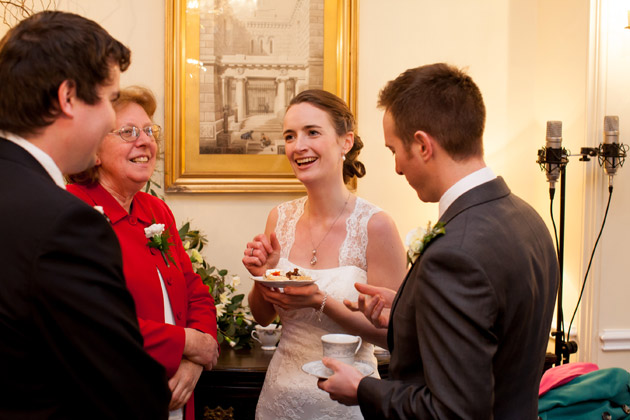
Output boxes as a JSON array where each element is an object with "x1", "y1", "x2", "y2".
[{"x1": 67, "y1": 183, "x2": 217, "y2": 378}]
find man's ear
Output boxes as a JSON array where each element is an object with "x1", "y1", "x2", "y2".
[
  {"x1": 412, "y1": 130, "x2": 434, "y2": 161},
  {"x1": 57, "y1": 80, "x2": 77, "y2": 117}
]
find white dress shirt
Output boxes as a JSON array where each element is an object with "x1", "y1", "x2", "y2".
[{"x1": 438, "y1": 167, "x2": 496, "y2": 219}]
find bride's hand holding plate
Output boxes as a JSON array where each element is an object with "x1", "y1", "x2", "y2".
[{"x1": 259, "y1": 283, "x2": 322, "y2": 311}]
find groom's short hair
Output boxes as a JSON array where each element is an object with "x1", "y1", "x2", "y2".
[
  {"x1": 0, "y1": 11, "x2": 131, "y2": 137},
  {"x1": 378, "y1": 63, "x2": 485, "y2": 160}
]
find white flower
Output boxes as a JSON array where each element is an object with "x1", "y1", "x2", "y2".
[
  {"x1": 144, "y1": 223, "x2": 165, "y2": 239},
  {"x1": 190, "y1": 249, "x2": 203, "y2": 264},
  {"x1": 219, "y1": 292, "x2": 231, "y2": 304},
  {"x1": 231, "y1": 275, "x2": 241, "y2": 288},
  {"x1": 215, "y1": 303, "x2": 226, "y2": 317},
  {"x1": 406, "y1": 226, "x2": 427, "y2": 261},
  {"x1": 405, "y1": 222, "x2": 446, "y2": 264},
  {"x1": 183, "y1": 241, "x2": 191, "y2": 250},
  {"x1": 235, "y1": 308, "x2": 254, "y2": 322}
]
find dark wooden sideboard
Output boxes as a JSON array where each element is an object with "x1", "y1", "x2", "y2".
[
  {"x1": 194, "y1": 344, "x2": 390, "y2": 420},
  {"x1": 194, "y1": 344, "x2": 556, "y2": 420}
]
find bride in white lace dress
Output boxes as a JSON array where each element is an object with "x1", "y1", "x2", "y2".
[{"x1": 242, "y1": 90, "x2": 407, "y2": 420}]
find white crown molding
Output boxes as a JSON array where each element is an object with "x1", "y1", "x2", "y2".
[
  {"x1": 599, "y1": 329, "x2": 630, "y2": 351},
  {"x1": 579, "y1": 0, "x2": 608, "y2": 365}
]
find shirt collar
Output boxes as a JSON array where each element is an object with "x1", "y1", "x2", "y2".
[
  {"x1": 81, "y1": 183, "x2": 153, "y2": 225},
  {"x1": 438, "y1": 167, "x2": 496, "y2": 219},
  {"x1": 0, "y1": 130, "x2": 66, "y2": 189}
]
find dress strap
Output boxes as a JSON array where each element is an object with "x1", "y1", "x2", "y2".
[
  {"x1": 339, "y1": 197, "x2": 381, "y2": 270},
  {"x1": 275, "y1": 196, "x2": 307, "y2": 259}
]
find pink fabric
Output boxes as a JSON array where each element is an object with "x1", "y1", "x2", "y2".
[{"x1": 539, "y1": 362, "x2": 599, "y2": 396}]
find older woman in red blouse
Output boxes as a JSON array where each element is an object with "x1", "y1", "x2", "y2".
[{"x1": 67, "y1": 86, "x2": 217, "y2": 420}]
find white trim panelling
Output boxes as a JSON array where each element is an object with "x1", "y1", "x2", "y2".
[{"x1": 599, "y1": 329, "x2": 630, "y2": 351}]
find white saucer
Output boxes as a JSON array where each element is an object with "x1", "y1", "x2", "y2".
[
  {"x1": 251, "y1": 276, "x2": 315, "y2": 288},
  {"x1": 301, "y1": 360, "x2": 373, "y2": 379},
  {"x1": 261, "y1": 346, "x2": 277, "y2": 351}
]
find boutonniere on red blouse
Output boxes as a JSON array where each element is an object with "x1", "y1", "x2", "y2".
[
  {"x1": 405, "y1": 221, "x2": 446, "y2": 265},
  {"x1": 144, "y1": 222, "x2": 175, "y2": 267}
]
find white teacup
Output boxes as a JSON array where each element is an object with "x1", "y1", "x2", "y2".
[
  {"x1": 321, "y1": 333, "x2": 362, "y2": 365},
  {"x1": 251, "y1": 324, "x2": 282, "y2": 350}
]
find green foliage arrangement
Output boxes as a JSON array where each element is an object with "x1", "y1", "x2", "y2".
[{"x1": 178, "y1": 222, "x2": 256, "y2": 350}]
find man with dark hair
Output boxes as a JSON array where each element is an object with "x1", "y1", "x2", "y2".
[
  {"x1": 319, "y1": 63, "x2": 558, "y2": 419},
  {"x1": 0, "y1": 11, "x2": 170, "y2": 419}
]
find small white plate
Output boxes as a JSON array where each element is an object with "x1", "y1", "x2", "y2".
[
  {"x1": 301, "y1": 360, "x2": 374, "y2": 379},
  {"x1": 251, "y1": 276, "x2": 315, "y2": 288}
]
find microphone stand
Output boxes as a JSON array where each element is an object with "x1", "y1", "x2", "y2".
[
  {"x1": 552, "y1": 165, "x2": 567, "y2": 365},
  {"x1": 552, "y1": 163, "x2": 578, "y2": 365},
  {"x1": 539, "y1": 140, "x2": 583, "y2": 366}
]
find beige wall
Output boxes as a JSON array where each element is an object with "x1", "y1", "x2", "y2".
[
  {"x1": 582, "y1": 0, "x2": 630, "y2": 370},
  {"x1": 2, "y1": 0, "x2": 628, "y2": 369}
]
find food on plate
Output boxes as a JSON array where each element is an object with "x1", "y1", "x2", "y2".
[{"x1": 264, "y1": 268, "x2": 311, "y2": 282}]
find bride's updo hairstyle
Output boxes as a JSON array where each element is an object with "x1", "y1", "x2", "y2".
[{"x1": 287, "y1": 89, "x2": 366, "y2": 184}]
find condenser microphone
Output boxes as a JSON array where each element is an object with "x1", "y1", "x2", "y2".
[
  {"x1": 600, "y1": 116, "x2": 626, "y2": 188},
  {"x1": 544, "y1": 121, "x2": 563, "y2": 190}
]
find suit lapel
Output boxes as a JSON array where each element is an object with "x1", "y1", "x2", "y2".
[{"x1": 387, "y1": 258, "x2": 420, "y2": 349}]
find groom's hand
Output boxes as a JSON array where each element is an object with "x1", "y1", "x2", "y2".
[
  {"x1": 317, "y1": 357, "x2": 363, "y2": 406},
  {"x1": 343, "y1": 282, "x2": 395, "y2": 329}
]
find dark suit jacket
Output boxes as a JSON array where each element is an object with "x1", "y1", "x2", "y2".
[
  {"x1": 0, "y1": 138, "x2": 171, "y2": 419},
  {"x1": 358, "y1": 177, "x2": 558, "y2": 419}
]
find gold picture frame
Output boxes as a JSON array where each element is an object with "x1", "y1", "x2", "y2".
[{"x1": 165, "y1": 0, "x2": 358, "y2": 193}]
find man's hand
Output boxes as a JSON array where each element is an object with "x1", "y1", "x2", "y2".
[
  {"x1": 343, "y1": 282, "x2": 396, "y2": 329},
  {"x1": 317, "y1": 357, "x2": 364, "y2": 406}
]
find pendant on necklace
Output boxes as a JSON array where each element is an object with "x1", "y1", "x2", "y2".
[{"x1": 310, "y1": 249, "x2": 318, "y2": 265}]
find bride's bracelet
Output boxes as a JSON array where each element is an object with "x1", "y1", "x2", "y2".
[{"x1": 317, "y1": 292, "x2": 328, "y2": 321}]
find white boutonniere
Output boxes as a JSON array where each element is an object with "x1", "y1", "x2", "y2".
[
  {"x1": 144, "y1": 222, "x2": 174, "y2": 267},
  {"x1": 405, "y1": 221, "x2": 446, "y2": 264}
]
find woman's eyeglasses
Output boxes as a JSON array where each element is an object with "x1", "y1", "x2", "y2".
[{"x1": 110, "y1": 124, "x2": 161, "y2": 142}]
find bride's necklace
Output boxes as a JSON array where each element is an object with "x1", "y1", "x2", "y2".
[{"x1": 307, "y1": 192, "x2": 351, "y2": 266}]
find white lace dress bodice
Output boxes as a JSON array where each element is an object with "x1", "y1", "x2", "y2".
[{"x1": 255, "y1": 196, "x2": 382, "y2": 420}]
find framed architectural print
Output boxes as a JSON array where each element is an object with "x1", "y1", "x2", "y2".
[{"x1": 165, "y1": 0, "x2": 358, "y2": 193}]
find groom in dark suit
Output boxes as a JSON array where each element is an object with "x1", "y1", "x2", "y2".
[
  {"x1": 319, "y1": 63, "x2": 558, "y2": 419},
  {"x1": 0, "y1": 11, "x2": 170, "y2": 419}
]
